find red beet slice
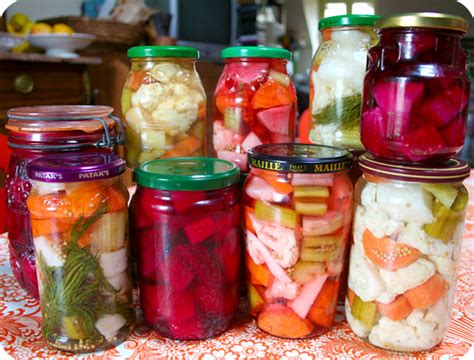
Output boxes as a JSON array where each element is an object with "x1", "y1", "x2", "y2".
[
  {"x1": 400, "y1": 33, "x2": 437, "y2": 59},
  {"x1": 223, "y1": 283, "x2": 240, "y2": 316},
  {"x1": 399, "y1": 125, "x2": 447, "y2": 162},
  {"x1": 256, "y1": 104, "x2": 292, "y2": 135},
  {"x1": 184, "y1": 216, "x2": 216, "y2": 245},
  {"x1": 226, "y1": 62, "x2": 269, "y2": 84},
  {"x1": 194, "y1": 282, "x2": 225, "y2": 315},
  {"x1": 140, "y1": 283, "x2": 164, "y2": 324},
  {"x1": 164, "y1": 245, "x2": 195, "y2": 290},
  {"x1": 374, "y1": 79, "x2": 425, "y2": 118},
  {"x1": 417, "y1": 85, "x2": 468, "y2": 127},
  {"x1": 169, "y1": 317, "x2": 206, "y2": 340},
  {"x1": 361, "y1": 107, "x2": 392, "y2": 157},
  {"x1": 172, "y1": 191, "x2": 206, "y2": 214},
  {"x1": 439, "y1": 115, "x2": 466, "y2": 147},
  {"x1": 213, "y1": 229, "x2": 241, "y2": 282}
]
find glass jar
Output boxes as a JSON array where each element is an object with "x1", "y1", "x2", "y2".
[
  {"x1": 0, "y1": 133, "x2": 10, "y2": 233},
  {"x1": 361, "y1": 13, "x2": 470, "y2": 163},
  {"x1": 213, "y1": 46, "x2": 297, "y2": 172},
  {"x1": 5, "y1": 105, "x2": 124, "y2": 299},
  {"x1": 131, "y1": 157, "x2": 241, "y2": 340},
  {"x1": 243, "y1": 144, "x2": 353, "y2": 338},
  {"x1": 26, "y1": 153, "x2": 134, "y2": 352},
  {"x1": 309, "y1": 15, "x2": 379, "y2": 151},
  {"x1": 122, "y1": 46, "x2": 206, "y2": 169},
  {"x1": 346, "y1": 154, "x2": 470, "y2": 352}
]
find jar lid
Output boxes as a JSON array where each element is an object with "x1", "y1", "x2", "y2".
[
  {"x1": 359, "y1": 153, "x2": 471, "y2": 183},
  {"x1": 248, "y1": 144, "x2": 352, "y2": 174},
  {"x1": 319, "y1": 14, "x2": 380, "y2": 30},
  {"x1": 7, "y1": 105, "x2": 116, "y2": 133},
  {"x1": 27, "y1": 153, "x2": 126, "y2": 183},
  {"x1": 134, "y1": 157, "x2": 240, "y2": 191},
  {"x1": 222, "y1": 46, "x2": 292, "y2": 60},
  {"x1": 377, "y1": 12, "x2": 468, "y2": 32},
  {"x1": 128, "y1": 46, "x2": 199, "y2": 58}
]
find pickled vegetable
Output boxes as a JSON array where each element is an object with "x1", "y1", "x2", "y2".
[
  {"x1": 424, "y1": 201, "x2": 463, "y2": 243},
  {"x1": 351, "y1": 294, "x2": 379, "y2": 329},
  {"x1": 254, "y1": 200, "x2": 298, "y2": 229}
]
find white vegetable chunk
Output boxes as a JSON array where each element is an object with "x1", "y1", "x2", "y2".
[
  {"x1": 99, "y1": 247, "x2": 128, "y2": 278},
  {"x1": 265, "y1": 279, "x2": 300, "y2": 301},
  {"x1": 376, "y1": 183, "x2": 433, "y2": 224},
  {"x1": 398, "y1": 223, "x2": 455, "y2": 258},
  {"x1": 107, "y1": 271, "x2": 131, "y2": 293},
  {"x1": 95, "y1": 314, "x2": 127, "y2": 341},
  {"x1": 379, "y1": 258, "x2": 435, "y2": 295},
  {"x1": 33, "y1": 236, "x2": 64, "y2": 267},
  {"x1": 348, "y1": 245, "x2": 385, "y2": 301}
]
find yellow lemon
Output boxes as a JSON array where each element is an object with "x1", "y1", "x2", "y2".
[
  {"x1": 52, "y1": 23, "x2": 74, "y2": 35},
  {"x1": 10, "y1": 13, "x2": 31, "y2": 32},
  {"x1": 31, "y1": 23, "x2": 53, "y2": 34}
]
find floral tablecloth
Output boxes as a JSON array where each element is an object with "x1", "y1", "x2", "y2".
[{"x1": 1, "y1": 176, "x2": 473, "y2": 359}]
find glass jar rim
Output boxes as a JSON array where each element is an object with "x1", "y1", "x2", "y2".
[
  {"x1": 359, "y1": 153, "x2": 471, "y2": 183},
  {"x1": 377, "y1": 12, "x2": 468, "y2": 32},
  {"x1": 318, "y1": 14, "x2": 380, "y2": 30},
  {"x1": 248, "y1": 143, "x2": 352, "y2": 174},
  {"x1": 134, "y1": 157, "x2": 240, "y2": 191},
  {"x1": 128, "y1": 45, "x2": 199, "y2": 58},
  {"x1": 26, "y1": 153, "x2": 126, "y2": 183}
]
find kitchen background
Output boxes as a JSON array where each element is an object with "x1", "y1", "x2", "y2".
[{"x1": 1, "y1": 0, "x2": 473, "y2": 165}]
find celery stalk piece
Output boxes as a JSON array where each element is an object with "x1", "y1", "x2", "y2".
[
  {"x1": 292, "y1": 261, "x2": 326, "y2": 284},
  {"x1": 351, "y1": 294, "x2": 379, "y2": 329},
  {"x1": 269, "y1": 69, "x2": 290, "y2": 87},
  {"x1": 424, "y1": 200, "x2": 463, "y2": 243},
  {"x1": 140, "y1": 129, "x2": 166, "y2": 149},
  {"x1": 254, "y1": 200, "x2": 298, "y2": 229},
  {"x1": 294, "y1": 202, "x2": 328, "y2": 216},
  {"x1": 451, "y1": 189, "x2": 468, "y2": 211},
  {"x1": 300, "y1": 246, "x2": 339, "y2": 262},
  {"x1": 294, "y1": 185, "x2": 329, "y2": 198},
  {"x1": 224, "y1": 107, "x2": 242, "y2": 133},
  {"x1": 303, "y1": 234, "x2": 342, "y2": 248},
  {"x1": 421, "y1": 183, "x2": 458, "y2": 209}
]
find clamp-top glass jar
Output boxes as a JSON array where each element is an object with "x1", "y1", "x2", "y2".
[
  {"x1": 122, "y1": 46, "x2": 206, "y2": 168},
  {"x1": 5, "y1": 105, "x2": 124, "y2": 299},
  {"x1": 361, "y1": 13, "x2": 470, "y2": 163},
  {"x1": 213, "y1": 46, "x2": 297, "y2": 172},
  {"x1": 346, "y1": 154, "x2": 470, "y2": 351},
  {"x1": 309, "y1": 15, "x2": 379, "y2": 151}
]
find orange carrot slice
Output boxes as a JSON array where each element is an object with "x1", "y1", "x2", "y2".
[
  {"x1": 244, "y1": 206, "x2": 257, "y2": 234},
  {"x1": 161, "y1": 136, "x2": 201, "y2": 159},
  {"x1": 31, "y1": 218, "x2": 73, "y2": 237},
  {"x1": 376, "y1": 295, "x2": 412, "y2": 321},
  {"x1": 347, "y1": 288, "x2": 356, "y2": 307},
  {"x1": 307, "y1": 279, "x2": 339, "y2": 328},
  {"x1": 257, "y1": 304, "x2": 314, "y2": 338},
  {"x1": 252, "y1": 81, "x2": 294, "y2": 110},
  {"x1": 363, "y1": 230, "x2": 420, "y2": 271},
  {"x1": 255, "y1": 169, "x2": 293, "y2": 195},
  {"x1": 27, "y1": 193, "x2": 72, "y2": 219},
  {"x1": 70, "y1": 183, "x2": 106, "y2": 217},
  {"x1": 106, "y1": 184, "x2": 128, "y2": 212},
  {"x1": 404, "y1": 274, "x2": 447, "y2": 310},
  {"x1": 128, "y1": 70, "x2": 148, "y2": 91},
  {"x1": 245, "y1": 254, "x2": 272, "y2": 287}
]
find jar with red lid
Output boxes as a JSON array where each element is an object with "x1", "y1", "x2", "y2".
[
  {"x1": 361, "y1": 13, "x2": 470, "y2": 163},
  {"x1": 213, "y1": 46, "x2": 297, "y2": 172},
  {"x1": 243, "y1": 144, "x2": 353, "y2": 338},
  {"x1": 346, "y1": 154, "x2": 470, "y2": 351},
  {"x1": 5, "y1": 105, "x2": 124, "y2": 299},
  {"x1": 130, "y1": 157, "x2": 241, "y2": 340},
  {"x1": 26, "y1": 153, "x2": 134, "y2": 352}
]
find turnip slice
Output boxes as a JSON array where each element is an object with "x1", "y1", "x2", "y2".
[
  {"x1": 288, "y1": 274, "x2": 328, "y2": 318},
  {"x1": 242, "y1": 131, "x2": 263, "y2": 152},
  {"x1": 302, "y1": 211, "x2": 343, "y2": 236}
]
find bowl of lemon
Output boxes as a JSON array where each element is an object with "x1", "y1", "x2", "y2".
[{"x1": 26, "y1": 22, "x2": 96, "y2": 58}]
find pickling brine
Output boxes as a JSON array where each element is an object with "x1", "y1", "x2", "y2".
[
  {"x1": 346, "y1": 154, "x2": 470, "y2": 351},
  {"x1": 243, "y1": 144, "x2": 353, "y2": 338},
  {"x1": 122, "y1": 46, "x2": 206, "y2": 168},
  {"x1": 26, "y1": 153, "x2": 134, "y2": 352}
]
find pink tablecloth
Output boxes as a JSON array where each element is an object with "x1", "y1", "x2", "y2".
[{"x1": 1, "y1": 176, "x2": 473, "y2": 359}]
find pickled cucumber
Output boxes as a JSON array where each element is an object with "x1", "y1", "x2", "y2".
[
  {"x1": 303, "y1": 234, "x2": 342, "y2": 248},
  {"x1": 292, "y1": 261, "x2": 326, "y2": 284},
  {"x1": 351, "y1": 294, "x2": 379, "y2": 329},
  {"x1": 62, "y1": 316, "x2": 86, "y2": 340},
  {"x1": 300, "y1": 246, "x2": 339, "y2": 262},
  {"x1": 294, "y1": 202, "x2": 328, "y2": 216},
  {"x1": 224, "y1": 107, "x2": 242, "y2": 133},
  {"x1": 451, "y1": 189, "x2": 468, "y2": 211},
  {"x1": 421, "y1": 183, "x2": 458, "y2": 209},
  {"x1": 424, "y1": 200, "x2": 462, "y2": 243},
  {"x1": 254, "y1": 200, "x2": 298, "y2": 229},
  {"x1": 294, "y1": 186, "x2": 329, "y2": 198}
]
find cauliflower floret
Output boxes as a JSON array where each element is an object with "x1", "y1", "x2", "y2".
[
  {"x1": 368, "y1": 316, "x2": 440, "y2": 351},
  {"x1": 375, "y1": 291, "x2": 397, "y2": 304},
  {"x1": 311, "y1": 74, "x2": 333, "y2": 112},
  {"x1": 150, "y1": 62, "x2": 181, "y2": 83},
  {"x1": 309, "y1": 123, "x2": 338, "y2": 146},
  {"x1": 126, "y1": 106, "x2": 153, "y2": 133},
  {"x1": 151, "y1": 99, "x2": 198, "y2": 136},
  {"x1": 424, "y1": 297, "x2": 451, "y2": 331},
  {"x1": 331, "y1": 29, "x2": 372, "y2": 50},
  {"x1": 265, "y1": 279, "x2": 300, "y2": 300},
  {"x1": 317, "y1": 57, "x2": 365, "y2": 92},
  {"x1": 376, "y1": 183, "x2": 433, "y2": 224},
  {"x1": 245, "y1": 230, "x2": 265, "y2": 265},
  {"x1": 257, "y1": 223, "x2": 299, "y2": 268},
  {"x1": 348, "y1": 245, "x2": 385, "y2": 301},
  {"x1": 345, "y1": 300, "x2": 371, "y2": 338},
  {"x1": 427, "y1": 255, "x2": 457, "y2": 283},
  {"x1": 363, "y1": 204, "x2": 403, "y2": 239},
  {"x1": 361, "y1": 182, "x2": 377, "y2": 206},
  {"x1": 379, "y1": 258, "x2": 435, "y2": 295},
  {"x1": 131, "y1": 83, "x2": 165, "y2": 111},
  {"x1": 398, "y1": 223, "x2": 455, "y2": 258}
]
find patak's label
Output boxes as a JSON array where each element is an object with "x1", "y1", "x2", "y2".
[
  {"x1": 34, "y1": 171, "x2": 63, "y2": 180},
  {"x1": 79, "y1": 170, "x2": 110, "y2": 180}
]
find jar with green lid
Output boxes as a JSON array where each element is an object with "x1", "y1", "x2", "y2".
[
  {"x1": 346, "y1": 154, "x2": 470, "y2": 351},
  {"x1": 122, "y1": 46, "x2": 207, "y2": 169},
  {"x1": 130, "y1": 157, "x2": 241, "y2": 340},
  {"x1": 309, "y1": 15, "x2": 379, "y2": 151}
]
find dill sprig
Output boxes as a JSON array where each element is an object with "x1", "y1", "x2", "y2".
[{"x1": 313, "y1": 93, "x2": 362, "y2": 130}]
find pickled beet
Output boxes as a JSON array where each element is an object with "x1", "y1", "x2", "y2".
[
  {"x1": 440, "y1": 115, "x2": 466, "y2": 147},
  {"x1": 172, "y1": 191, "x2": 206, "y2": 214},
  {"x1": 184, "y1": 216, "x2": 216, "y2": 245}
]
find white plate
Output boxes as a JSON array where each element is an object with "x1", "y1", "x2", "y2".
[
  {"x1": 0, "y1": 32, "x2": 26, "y2": 53},
  {"x1": 25, "y1": 33, "x2": 96, "y2": 58}
]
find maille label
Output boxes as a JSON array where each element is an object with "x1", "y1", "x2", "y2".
[{"x1": 249, "y1": 156, "x2": 351, "y2": 174}]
